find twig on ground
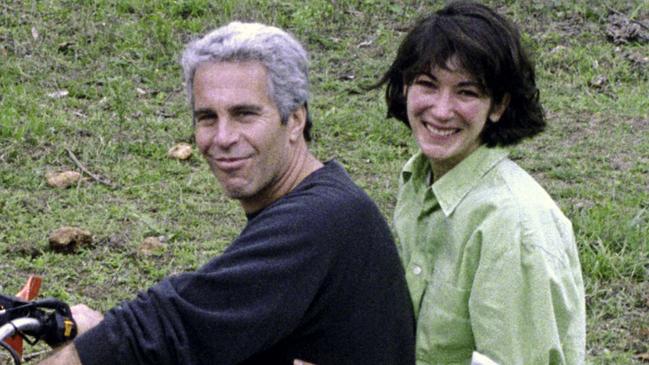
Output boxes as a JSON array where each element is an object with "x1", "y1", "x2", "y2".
[
  {"x1": 65, "y1": 147, "x2": 118, "y2": 189},
  {"x1": 22, "y1": 349, "x2": 51, "y2": 362}
]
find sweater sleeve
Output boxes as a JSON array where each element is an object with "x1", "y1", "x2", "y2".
[{"x1": 75, "y1": 196, "x2": 336, "y2": 365}]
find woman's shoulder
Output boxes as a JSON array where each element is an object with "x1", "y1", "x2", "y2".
[
  {"x1": 456, "y1": 157, "x2": 571, "y2": 235},
  {"x1": 471, "y1": 158, "x2": 560, "y2": 211}
]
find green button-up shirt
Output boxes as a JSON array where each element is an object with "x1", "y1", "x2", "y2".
[{"x1": 395, "y1": 146, "x2": 585, "y2": 365}]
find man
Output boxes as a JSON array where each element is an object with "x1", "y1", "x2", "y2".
[{"x1": 40, "y1": 22, "x2": 415, "y2": 364}]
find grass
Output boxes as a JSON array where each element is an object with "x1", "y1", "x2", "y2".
[{"x1": 1, "y1": 0, "x2": 647, "y2": 363}]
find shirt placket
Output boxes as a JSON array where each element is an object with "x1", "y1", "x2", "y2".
[{"x1": 407, "y1": 187, "x2": 439, "y2": 318}]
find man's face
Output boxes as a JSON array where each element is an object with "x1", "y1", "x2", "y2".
[{"x1": 193, "y1": 61, "x2": 294, "y2": 211}]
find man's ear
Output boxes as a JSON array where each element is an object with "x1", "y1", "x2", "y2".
[
  {"x1": 489, "y1": 94, "x2": 511, "y2": 123},
  {"x1": 287, "y1": 105, "x2": 307, "y2": 142}
]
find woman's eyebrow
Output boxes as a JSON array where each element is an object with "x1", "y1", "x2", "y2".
[{"x1": 457, "y1": 80, "x2": 482, "y2": 88}]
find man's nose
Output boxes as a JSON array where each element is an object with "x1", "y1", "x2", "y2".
[{"x1": 213, "y1": 119, "x2": 239, "y2": 148}]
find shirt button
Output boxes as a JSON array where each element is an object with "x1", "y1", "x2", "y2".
[{"x1": 412, "y1": 265, "x2": 422, "y2": 276}]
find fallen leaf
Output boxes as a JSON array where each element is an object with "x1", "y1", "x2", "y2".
[
  {"x1": 357, "y1": 39, "x2": 373, "y2": 48},
  {"x1": 46, "y1": 170, "x2": 81, "y2": 188},
  {"x1": 550, "y1": 45, "x2": 567, "y2": 54},
  {"x1": 49, "y1": 226, "x2": 92, "y2": 253},
  {"x1": 167, "y1": 143, "x2": 193, "y2": 160},
  {"x1": 607, "y1": 13, "x2": 649, "y2": 44},
  {"x1": 635, "y1": 352, "x2": 649, "y2": 362},
  {"x1": 73, "y1": 110, "x2": 88, "y2": 118},
  {"x1": 58, "y1": 41, "x2": 74, "y2": 53},
  {"x1": 47, "y1": 90, "x2": 69, "y2": 99},
  {"x1": 138, "y1": 236, "x2": 166, "y2": 256}
]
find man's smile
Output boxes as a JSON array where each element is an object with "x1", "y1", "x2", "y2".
[{"x1": 211, "y1": 155, "x2": 252, "y2": 172}]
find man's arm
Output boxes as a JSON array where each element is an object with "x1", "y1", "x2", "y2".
[
  {"x1": 62, "y1": 202, "x2": 336, "y2": 364},
  {"x1": 70, "y1": 304, "x2": 105, "y2": 335},
  {"x1": 38, "y1": 343, "x2": 82, "y2": 365}
]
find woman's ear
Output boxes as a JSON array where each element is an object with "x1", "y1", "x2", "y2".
[
  {"x1": 287, "y1": 105, "x2": 307, "y2": 142},
  {"x1": 489, "y1": 94, "x2": 511, "y2": 123}
]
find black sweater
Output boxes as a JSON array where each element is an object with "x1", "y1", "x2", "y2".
[{"x1": 75, "y1": 161, "x2": 415, "y2": 364}]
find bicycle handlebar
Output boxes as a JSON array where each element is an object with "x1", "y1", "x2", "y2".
[
  {"x1": 0, "y1": 318, "x2": 42, "y2": 342},
  {"x1": 0, "y1": 295, "x2": 77, "y2": 364}
]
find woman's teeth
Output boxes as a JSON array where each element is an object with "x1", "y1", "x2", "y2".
[{"x1": 425, "y1": 123, "x2": 457, "y2": 136}]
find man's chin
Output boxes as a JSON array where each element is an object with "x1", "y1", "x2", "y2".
[{"x1": 222, "y1": 187, "x2": 249, "y2": 199}]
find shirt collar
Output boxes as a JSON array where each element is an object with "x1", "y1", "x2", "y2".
[
  {"x1": 401, "y1": 146, "x2": 508, "y2": 216},
  {"x1": 434, "y1": 146, "x2": 508, "y2": 216}
]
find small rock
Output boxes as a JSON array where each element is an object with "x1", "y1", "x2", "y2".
[
  {"x1": 550, "y1": 45, "x2": 567, "y2": 54},
  {"x1": 49, "y1": 226, "x2": 93, "y2": 253},
  {"x1": 588, "y1": 75, "x2": 608, "y2": 90},
  {"x1": 625, "y1": 51, "x2": 649, "y2": 67},
  {"x1": 167, "y1": 143, "x2": 193, "y2": 160},
  {"x1": 138, "y1": 236, "x2": 166, "y2": 256},
  {"x1": 46, "y1": 170, "x2": 81, "y2": 188}
]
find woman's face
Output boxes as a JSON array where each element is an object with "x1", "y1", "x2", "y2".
[{"x1": 405, "y1": 63, "x2": 507, "y2": 179}]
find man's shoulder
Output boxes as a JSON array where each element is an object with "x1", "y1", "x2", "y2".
[
  {"x1": 244, "y1": 161, "x2": 389, "y2": 242},
  {"x1": 278, "y1": 160, "x2": 376, "y2": 216}
]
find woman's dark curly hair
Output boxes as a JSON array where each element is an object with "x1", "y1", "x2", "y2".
[{"x1": 375, "y1": 1, "x2": 545, "y2": 146}]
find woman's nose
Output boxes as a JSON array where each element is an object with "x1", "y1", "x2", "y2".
[{"x1": 428, "y1": 92, "x2": 455, "y2": 121}]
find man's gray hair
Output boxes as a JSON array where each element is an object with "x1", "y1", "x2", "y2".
[{"x1": 181, "y1": 22, "x2": 311, "y2": 140}]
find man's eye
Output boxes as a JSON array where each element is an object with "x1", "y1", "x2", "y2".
[
  {"x1": 238, "y1": 110, "x2": 258, "y2": 117},
  {"x1": 196, "y1": 115, "x2": 216, "y2": 125}
]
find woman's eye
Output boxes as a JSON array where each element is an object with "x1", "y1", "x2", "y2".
[
  {"x1": 459, "y1": 89, "x2": 480, "y2": 97},
  {"x1": 415, "y1": 79, "x2": 434, "y2": 87}
]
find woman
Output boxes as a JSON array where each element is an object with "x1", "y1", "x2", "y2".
[{"x1": 376, "y1": 2, "x2": 586, "y2": 364}]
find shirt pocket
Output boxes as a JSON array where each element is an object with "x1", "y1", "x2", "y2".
[{"x1": 416, "y1": 280, "x2": 474, "y2": 363}]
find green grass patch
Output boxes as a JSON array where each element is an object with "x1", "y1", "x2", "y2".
[{"x1": 1, "y1": 0, "x2": 647, "y2": 362}]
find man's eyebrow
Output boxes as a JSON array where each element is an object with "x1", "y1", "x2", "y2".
[
  {"x1": 230, "y1": 104, "x2": 263, "y2": 114},
  {"x1": 193, "y1": 108, "x2": 216, "y2": 119},
  {"x1": 193, "y1": 104, "x2": 264, "y2": 118}
]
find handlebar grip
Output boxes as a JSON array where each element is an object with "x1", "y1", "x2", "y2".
[{"x1": 40, "y1": 312, "x2": 77, "y2": 347}]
